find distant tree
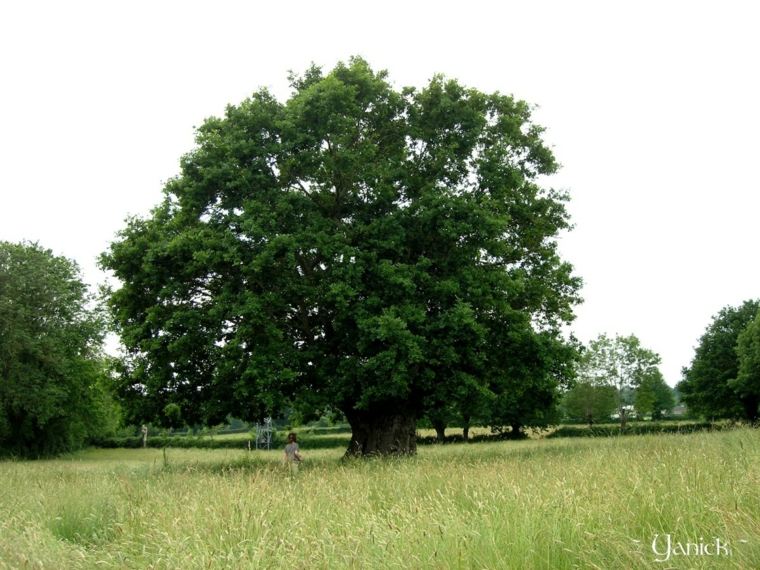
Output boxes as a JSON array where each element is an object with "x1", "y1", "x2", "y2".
[
  {"x1": 577, "y1": 334, "x2": 662, "y2": 428},
  {"x1": 733, "y1": 310, "x2": 760, "y2": 422},
  {"x1": 101, "y1": 58, "x2": 581, "y2": 455},
  {"x1": 678, "y1": 300, "x2": 760, "y2": 421},
  {"x1": 562, "y1": 381, "x2": 617, "y2": 426},
  {"x1": 634, "y1": 370, "x2": 675, "y2": 420},
  {"x1": 163, "y1": 403, "x2": 184, "y2": 429},
  {"x1": 0, "y1": 241, "x2": 117, "y2": 457}
]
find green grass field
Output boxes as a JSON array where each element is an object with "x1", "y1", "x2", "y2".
[{"x1": 2, "y1": 429, "x2": 758, "y2": 569}]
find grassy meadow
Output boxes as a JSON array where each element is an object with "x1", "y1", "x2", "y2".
[{"x1": 1, "y1": 428, "x2": 759, "y2": 569}]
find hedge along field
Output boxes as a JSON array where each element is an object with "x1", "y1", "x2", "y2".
[
  {"x1": 93, "y1": 421, "x2": 723, "y2": 451},
  {"x1": 1, "y1": 430, "x2": 759, "y2": 569}
]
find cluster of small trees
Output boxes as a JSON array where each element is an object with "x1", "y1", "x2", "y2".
[
  {"x1": 678, "y1": 300, "x2": 760, "y2": 422},
  {"x1": 548, "y1": 334, "x2": 675, "y2": 427},
  {"x1": 560, "y1": 300, "x2": 760, "y2": 429},
  {"x1": 557, "y1": 333, "x2": 674, "y2": 427}
]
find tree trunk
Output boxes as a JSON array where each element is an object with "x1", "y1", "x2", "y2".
[
  {"x1": 462, "y1": 415, "x2": 471, "y2": 443},
  {"x1": 507, "y1": 422, "x2": 525, "y2": 440},
  {"x1": 619, "y1": 407, "x2": 627, "y2": 429},
  {"x1": 433, "y1": 420, "x2": 446, "y2": 443},
  {"x1": 741, "y1": 395, "x2": 759, "y2": 423},
  {"x1": 344, "y1": 410, "x2": 417, "y2": 456}
]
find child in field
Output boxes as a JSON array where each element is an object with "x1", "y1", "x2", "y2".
[{"x1": 284, "y1": 432, "x2": 302, "y2": 475}]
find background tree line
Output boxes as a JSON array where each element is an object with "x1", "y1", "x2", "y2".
[{"x1": 422, "y1": 333, "x2": 677, "y2": 437}]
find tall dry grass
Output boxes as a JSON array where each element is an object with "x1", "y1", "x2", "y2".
[{"x1": 1, "y1": 429, "x2": 758, "y2": 569}]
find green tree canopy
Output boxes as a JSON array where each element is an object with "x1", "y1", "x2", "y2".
[
  {"x1": 733, "y1": 309, "x2": 760, "y2": 421},
  {"x1": 678, "y1": 300, "x2": 760, "y2": 421},
  {"x1": 562, "y1": 381, "x2": 617, "y2": 426},
  {"x1": 634, "y1": 369, "x2": 675, "y2": 420},
  {"x1": 101, "y1": 58, "x2": 581, "y2": 455},
  {"x1": 577, "y1": 334, "x2": 661, "y2": 427},
  {"x1": 0, "y1": 241, "x2": 117, "y2": 457}
]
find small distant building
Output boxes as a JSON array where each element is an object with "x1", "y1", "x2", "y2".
[{"x1": 610, "y1": 405, "x2": 637, "y2": 421}]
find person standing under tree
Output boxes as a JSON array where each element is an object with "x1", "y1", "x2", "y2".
[{"x1": 284, "y1": 432, "x2": 302, "y2": 475}]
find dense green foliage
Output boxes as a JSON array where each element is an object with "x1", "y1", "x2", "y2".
[
  {"x1": 562, "y1": 381, "x2": 617, "y2": 425},
  {"x1": 101, "y1": 58, "x2": 580, "y2": 454},
  {"x1": 734, "y1": 310, "x2": 760, "y2": 421},
  {"x1": 0, "y1": 242, "x2": 118, "y2": 456},
  {"x1": 576, "y1": 334, "x2": 662, "y2": 427},
  {"x1": 634, "y1": 369, "x2": 674, "y2": 419},
  {"x1": 679, "y1": 300, "x2": 760, "y2": 421}
]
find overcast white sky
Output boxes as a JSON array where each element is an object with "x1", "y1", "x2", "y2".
[{"x1": 1, "y1": 1, "x2": 758, "y2": 385}]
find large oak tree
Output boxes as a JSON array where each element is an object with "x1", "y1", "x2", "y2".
[{"x1": 102, "y1": 58, "x2": 581, "y2": 455}]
